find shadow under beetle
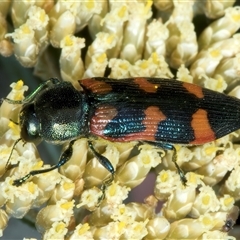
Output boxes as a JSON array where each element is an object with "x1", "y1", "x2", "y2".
[{"x1": 4, "y1": 77, "x2": 240, "y2": 200}]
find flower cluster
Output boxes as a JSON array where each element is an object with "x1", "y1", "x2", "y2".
[{"x1": 1, "y1": 0, "x2": 240, "y2": 239}]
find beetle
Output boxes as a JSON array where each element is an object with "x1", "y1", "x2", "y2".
[
  {"x1": 3, "y1": 77, "x2": 240, "y2": 191},
  {"x1": 221, "y1": 206, "x2": 239, "y2": 232}
]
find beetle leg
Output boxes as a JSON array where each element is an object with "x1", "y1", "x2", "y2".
[
  {"x1": 141, "y1": 141, "x2": 187, "y2": 185},
  {"x1": 88, "y1": 141, "x2": 115, "y2": 175},
  {"x1": 171, "y1": 146, "x2": 187, "y2": 185},
  {"x1": 13, "y1": 140, "x2": 75, "y2": 186},
  {"x1": 88, "y1": 141, "x2": 115, "y2": 203},
  {"x1": 97, "y1": 174, "x2": 115, "y2": 205}
]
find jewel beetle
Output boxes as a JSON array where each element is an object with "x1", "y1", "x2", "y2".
[{"x1": 4, "y1": 77, "x2": 240, "y2": 191}]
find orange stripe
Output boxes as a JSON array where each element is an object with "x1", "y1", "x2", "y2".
[
  {"x1": 80, "y1": 78, "x2": 112, "y2": 94},
  {"x1": 91, "y1": 106, "x2": 167, "y2": 142},
  {"x1": 103, "y1": 106, "x2": 166, "y2": 142},
  {"x1": 134, "y1": 78, "x2": 160, "y2": 93},
  {"x1": 183, "y1": 82, "x2": 204, "y2": 98},
  {"x1": 190, "y1": 109, "x2": 215, "y2": 144},
  {"x1": 141, "y1": 106, "x2": 167, "y2": 140},
  {"x1": 90, "y1": 106, "x2": 118, "y2": 135}
]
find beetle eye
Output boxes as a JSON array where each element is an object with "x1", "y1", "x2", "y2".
[{"x1": 19, "y1": 104, "x2": 41, "y2": 144}]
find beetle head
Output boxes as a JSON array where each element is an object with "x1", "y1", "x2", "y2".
[{"x1": 19, "y1": 103, "x2": 41, "y2": 144}]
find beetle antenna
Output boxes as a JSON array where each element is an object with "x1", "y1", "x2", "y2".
[
  {"x1": 4, "y1": 98, "x2": 25, "y2": 105},
  {"x1": 3, "y1": 78, "x2": 61, "y2": 105},
  {"x1": 9, "y1": 119, "x2": 19, "y2": 125},
  {"x1": 5, "y1": 138, "x2": 22, "y2": 171}
]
